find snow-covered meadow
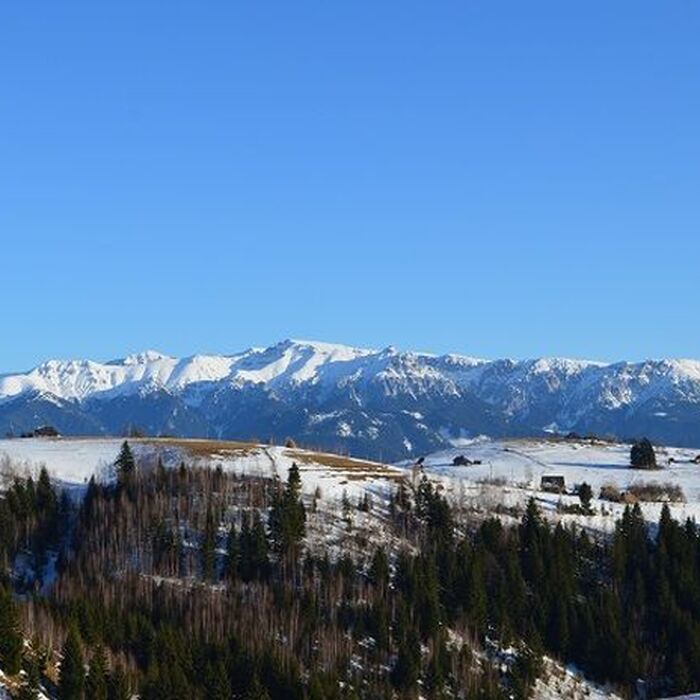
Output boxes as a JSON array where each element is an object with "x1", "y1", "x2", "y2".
[
  {"x1": 408, "y1": 437, "x2": 700, "y2": 531},
  {"x1": 2, "y1": 435, "x2": 700, "y2": 534},
  {"x1": 0, "y1": 436, "x2": 400, "y2": 502}
]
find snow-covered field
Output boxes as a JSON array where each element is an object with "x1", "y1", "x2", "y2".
[
  {"x1": 0, "y1": 437, "x2": 127, "y2": 485},
  {"x1": 0, "y1": 436, "x2": 400, "y2": 503},
  {"x1": 415, "y1": 438, "x2": 700, "y2": 498},
  {"x1": 409, "y1": 438, "x2": 700, "y2": 530},
  {"x1": 3, "y1": 435, "x2": 700, "y2": 533}
]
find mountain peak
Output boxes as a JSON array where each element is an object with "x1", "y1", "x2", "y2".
[{"x1": 120, "y1": 350, "x2": 171, "y2": 366}]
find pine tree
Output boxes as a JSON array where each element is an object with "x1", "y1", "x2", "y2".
[
  {"x1": 107, "y1": 666, "x2": 130, "y2": 700},
  {"x1": 225, "y1": 523, "x2": 239, "y2": 580},
  {"x1": 425, "y1": 632, "x2": 450, "y2": 695},
  {"x1": 17, "y1": 654, "x2": 41, "y2": 700},
  {"x1": 369, "y1": 546, "x2": 389, "y2": 590},
  {"x1": 202, "y1": 503, "x2": 217, "y2": 582},
  {"x1": 57, "y1": 626, "x2": 85, "y2": 700},
  {"x1": 0, "y1": 586, "x2": 23, "y2": 675},
  {"x1": 391, "y1": 628, "x2": 421, "y2": 691},
  {"x1": 341, "y1": 489, "x2": 353, "y2": 527},
  {"x1": 156, "y1": 456, "x2": 167, "y2": 486},
  {"x1": 115, "y1": 441, "x2": 136, "y2": 487},
  {"x1": 465, "y1": 547, "x2": 487, "y2": 632},
  {"x1": 204, "y1": 659, "x2": 230, "y2": 700},
  {"x1": 631, "y1": 438, "x2": 657, "y2": 469},
  {"x1": 238, "y1": 513, "x2": 269, "y2": 581},
  {"x1": 578, "y1": 482, "x2": 593, "y2": 512},
  {"x1": 244, "y1": 673, "x2": 271, "y2": 700},
  {"x1": 269, "y1": 463, "x2": 306, "y2": 559},
  {"x1": 85, "y1": 644, "x2": 108, "y2": 700},
  {"x1": 238, "y1": 514, "x2": 254, "y2": 582},
  {"x1": 251, "y1": 513, "x2": 269, "y2": 579},
  {"x1": 35, "y1": 466, "x2": 58, "y2": 554},
  {"x1": 287, "y1": 461, "x2": 301, "y2": 499}
]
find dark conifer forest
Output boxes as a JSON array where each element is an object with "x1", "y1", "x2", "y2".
[{"x1": 2, "y1": 443, "x2": 700, "y2": 698}]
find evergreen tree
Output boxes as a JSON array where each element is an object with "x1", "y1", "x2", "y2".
[
  {"x1": 369, "y1": 546, "x2": 390, "y2": 590},
  {"x1": 85, "y1": 645, "x2": 108, "y2": 700},
  {"x1": 17, "y1": 654, "x2": 41, "y2": 700},
  {"x1": 204, "y1": 659, "x2": 230, "y2": 700},
  {"x1": 631, "y1": 438, "x2": 657, "y2": 469},
  {"x1": 107, "y1": 666, "x2": 130, "y2": 700},
  {"x1": 510, "y1": 645, "x2": 543, "y2": 699},
  {"x1": 239, "y1": 513, "x2": 269, "y2": 581},
  {"x1": 0, "y1": 586, "x2": 23, "y2": 675},
  {"x1": 341, "y1": 490, "x2": 353, "y2": 527},
  {"x1": 391, "y1": 628, "x2": 421, "y2": 692},
  {"x1": 578, "y1": 482, "x2": 593, "y2": 512},
  {"x1": 115, "y1": 441, "x2": 136, "y2": 487},
  {"x1": 251, "y1": 513, "x2": 269, "y2": 579},
  {"x1": 425, "y1": 632, "x2": 450, "y2": 696},
  {"x1": 225, "y1": 523, "x2": 239, "y2": 580},
  {"x1": 238, "y1": 514, "x2": 254, "y2": 582},
  {"x1": 245, "y1": 673, "x2": 271, "y2": 700},
  {"x1": 36, "y1": 467, "x2": 56, "y2": 512},
  {"x1": 202, "y1": 503, "x2": 217, "y2": 582},
  {"x1": 155, "y1": 457, "x2": 167, "y2": 486},
  {"x1": 57, "y1": 626, "x2": 85, "y2": 700},
  {"x1": 269, "y1": 463, "x2": 306, "y2": 559}
]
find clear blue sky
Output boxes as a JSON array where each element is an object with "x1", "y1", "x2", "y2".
[{"x1": 1, "y1": 2, "x2": 699, "y2": 371}]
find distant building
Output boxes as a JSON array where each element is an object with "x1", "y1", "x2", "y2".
[
  {"x1": 541, "y1": 474, "x2": 566, "y2": 494},
  {"x1": 22, "y1": 425, "x2": 60, "y2": 438},
  {"x1": 452, "y1": 455, "x2": 472, "y2": 466},
  {"x1": 693, "y1": 455, "x2": 700, "y2": 465}
]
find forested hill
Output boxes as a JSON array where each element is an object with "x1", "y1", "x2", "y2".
[{"x1": 2, "y1": 441, "x2": 700, "y2": 698}]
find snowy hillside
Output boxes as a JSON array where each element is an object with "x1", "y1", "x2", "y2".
[
  {"x1": 4, "y1": 435, "x2": 700, "y2": 533},
  {"x1": 0, "y1": 436, "x2": 401, "y2": 508},
  {"x1": 2, "y1": 435, "x2": 654, "y2": 699},
  {"x1": 2, "y1": 339, "x2": 700, "y2": 459}
]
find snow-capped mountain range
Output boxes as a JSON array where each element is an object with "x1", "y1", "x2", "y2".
[{"x1": 1, "y1": 339, "x2": 700, "y2": 460}]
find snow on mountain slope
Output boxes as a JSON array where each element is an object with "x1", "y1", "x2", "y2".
[
  {"x1": 2, "y1": 340, "x2": 697, "y2": 408},
  {"x1": 2, "y1": 340, "x2": 700, "y2": 459},
  {"x1": 0, "y1": 340, "x2": 372, "y2": 400}
]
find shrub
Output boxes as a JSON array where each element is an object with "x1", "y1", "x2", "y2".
[
  {"x1": 626, "y1": 481, "x2": 685, "y2": 503},
  {"x1": 599, "y1": 483, "x2": 622, "y2": 502},
  {"x1": 557, "y1": 502, "x2": 587, "y2": 515}
]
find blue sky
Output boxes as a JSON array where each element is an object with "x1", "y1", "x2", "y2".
[{"x1": 1, "y1": 1, "x2": 699, "y2": 370}]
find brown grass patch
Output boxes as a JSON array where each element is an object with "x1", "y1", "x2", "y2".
[
  {"x1": 129, "y1": 438, "x2": 405, "y2": 483},
  {"x1": 139, "y1": 437, "x2": 259, "y2": 458},
  {"x1": 286, "y1": 449, "x2": 404, "y2": 482},
  {"x1": 286, "y1": 449, "x2": 382, "y2": 471}
]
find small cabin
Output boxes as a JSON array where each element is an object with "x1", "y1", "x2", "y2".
[
  {"x1": 452, "y1": 455, "x2": 472, "y2": 466},
  {"x1": 541, "y1": 475, "x2": 566, "y2": 494},
  {"x1": 693, "y1": 455, "x2": 700, "y2": 465},
  {"x1": 21, "y1": 425, "x2": 60, "y2": 438},
  {"x1": 33, "y1": 425, "x2": 59, "y2": 437}
]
